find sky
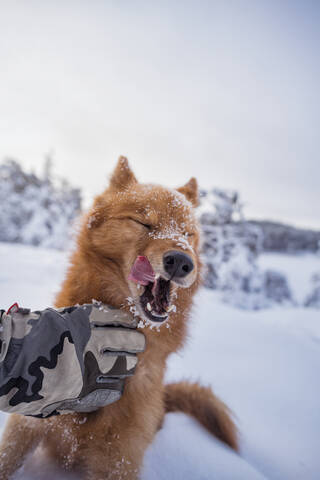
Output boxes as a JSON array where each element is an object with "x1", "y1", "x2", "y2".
[{"x1": 0, "y1": 0, "x2": 319, "y2": 228}]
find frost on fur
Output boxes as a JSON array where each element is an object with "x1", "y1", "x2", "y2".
[{"x1": 149, "y1": 219, "x2": 195, "y2": 253}]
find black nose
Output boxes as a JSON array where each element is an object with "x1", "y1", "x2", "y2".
[{"x1": 163, "y1": 251, "x2": 194, "y2": 279}]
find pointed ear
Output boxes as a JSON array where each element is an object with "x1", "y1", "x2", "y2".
[
  {"x1": 110, "y1": 156, "x2": 137, "y2": 190},
  {"x1": 177, "y1": 177, "x2": 199, "y2": 207}
]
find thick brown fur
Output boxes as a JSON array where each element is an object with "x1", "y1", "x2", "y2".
[{"x1": 0, "y1": 157, "x2": 238, "y2": 480}]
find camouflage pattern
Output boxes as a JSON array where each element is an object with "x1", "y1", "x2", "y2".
[{"x1": 0, "y1": 302, "x2": 145, "y2": 417}]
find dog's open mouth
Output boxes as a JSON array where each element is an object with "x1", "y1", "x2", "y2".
[
  {"x1": 128, "y1": 256, "x2": 174, "y2": 322},
  {"x1": 139, "y1": 276, "x2": 172, "y2": 322}
]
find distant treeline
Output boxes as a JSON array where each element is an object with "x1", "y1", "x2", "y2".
[{"x1": 247, "y1": 221, "x2": 320, "y2": 253}]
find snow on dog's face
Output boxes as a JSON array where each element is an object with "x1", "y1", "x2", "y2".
[{"x1": 86, "y1": 157, "x2": 200, "y2": 325}]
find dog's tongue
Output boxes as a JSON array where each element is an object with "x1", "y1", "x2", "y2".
[{"x1": 128, "y1": 256, "x2": 155, "y2": 285}]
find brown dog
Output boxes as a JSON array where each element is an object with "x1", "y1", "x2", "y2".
[{"x1": 0, "y1": 157, "x2": 238, "y2": 479}]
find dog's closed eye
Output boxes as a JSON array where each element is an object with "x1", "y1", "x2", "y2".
[
  {"x1": 184, "y1": 232, "x2": 195, "y2": 237},
  {"x1": 129, "y1": 218, "x2": 152, "y2": 230}
]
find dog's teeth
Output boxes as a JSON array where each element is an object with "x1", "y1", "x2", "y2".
[
  {"x1": 167, "y1": 305, "x2": 176, "y2": 313},
  {"x1": 147, "y1": 303, "x2": 152, "y2": 311},
  {"x1": 137, "y1": 283, "x2": 141, "y2": 290},
  {"x1": 151, "y1": 311, "x2": 167, "y2": 318}
]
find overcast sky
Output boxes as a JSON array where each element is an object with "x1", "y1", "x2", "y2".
[{"x1": 0, "y1": 0, "x2": 319, "y2": 228}]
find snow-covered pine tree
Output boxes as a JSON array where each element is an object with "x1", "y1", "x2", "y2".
[
  {"x1": 199, "y1": 188, "x2": 293, "y2": 309},
  {"x1": 0, "y1": 158, "x2": 82, "y2": 249},
  {"x1": 304, "y1": 273, "x2": 320, "y2": 309}
]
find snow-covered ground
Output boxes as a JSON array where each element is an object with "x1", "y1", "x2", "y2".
[{"x1": 0, "y1": 242, "x2": 319, "y2": 479}]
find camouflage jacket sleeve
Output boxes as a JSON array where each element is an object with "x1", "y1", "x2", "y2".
[{"x1": 0, "y1": 303, "x2": 145, "y2": 418}]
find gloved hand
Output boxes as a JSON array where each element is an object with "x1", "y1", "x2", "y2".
[{"x1": 0, "y1": 302, "x2": 145, "y2": 417}]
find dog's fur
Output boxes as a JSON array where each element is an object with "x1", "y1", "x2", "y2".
[{"x1": 0, "y1": 158, "x2": 238, "y2": 480}]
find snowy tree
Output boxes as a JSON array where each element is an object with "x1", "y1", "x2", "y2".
[
  {"x1": 304, "y1": 273, "x2": 320, "y2": 309},
  {"x1": 0, "y1": 158, "x2": 82, "y2": 249},
  {"x1": 199, "y1": 188, "x2": 293, "y2": 309}
]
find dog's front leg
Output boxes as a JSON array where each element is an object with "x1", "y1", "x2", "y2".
[
  {"x1": 81, "y1": 436, "x2": 145, "y2": 480},
  {"x1": 0, "y1": 414, "x2": 42, "y2": 480}
]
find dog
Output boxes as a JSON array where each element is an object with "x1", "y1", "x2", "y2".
[{"x1": 0, "y1": 157, "x2": 238, "y2": 479}]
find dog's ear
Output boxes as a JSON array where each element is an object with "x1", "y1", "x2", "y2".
[
  {"x1": 110, "y1": 156, "x2": 137, "y2": 191},
  {"x1": 177, "y1": 177, "x2": 199, "y2": 207}
]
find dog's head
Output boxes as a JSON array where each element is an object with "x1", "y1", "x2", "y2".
[{"x1": 85, "y1": 156, "x2": 201, "y2": 325}]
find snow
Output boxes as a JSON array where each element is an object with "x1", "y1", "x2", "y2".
[
  {"x1": 148, "y1": 219, "x2": 195, "y2": 253},
  {"x1": 0, "y1": 159, "x2": 81, "y2": 250},
  {"x1": 258, "y1": 252, "x2": 320, "y2": 304},
  {"x1": 0, "y1": 242, "x2": 69, "y2": 310},
  {"x1": 0, "y1": 242, "x2": 319, "y2": 479}
]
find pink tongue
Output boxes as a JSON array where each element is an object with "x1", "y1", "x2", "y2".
[{"x1": 128, "y1": 256, "x2": 155, "y2": 285}]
